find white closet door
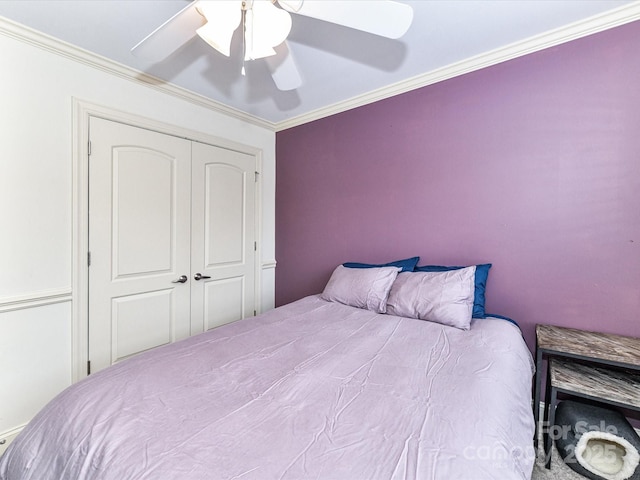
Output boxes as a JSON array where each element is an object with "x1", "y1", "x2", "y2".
[
  {"x1": 88, "y1": 117, "x2": 192, "y2": 373},
  {"x1": 190, "y1": 142, "x2": 256, "y2": 334}
]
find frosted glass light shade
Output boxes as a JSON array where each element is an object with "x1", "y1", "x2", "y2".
[
  {"x1": 196, "y1": 1, "x2": 242, "y2": 57},
  {"x1": 244, "y1": 0, "x2": 292, "y2": 60}
]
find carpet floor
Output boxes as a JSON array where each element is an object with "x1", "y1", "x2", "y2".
[{"x1": 531, "y1": 442, "x2": 588, "y2": 480}]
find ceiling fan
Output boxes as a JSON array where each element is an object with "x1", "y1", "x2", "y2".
[{"x1": 131, "y1": 0, "x2": 414, "y2": 91}]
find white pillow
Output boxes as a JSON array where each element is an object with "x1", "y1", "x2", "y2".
[
  {"x1": 321, "y1": 265, "x2": 400, "y2": 313},
  {"x1": 386, "y1": 266, "x2": 476, "y2": 330}
]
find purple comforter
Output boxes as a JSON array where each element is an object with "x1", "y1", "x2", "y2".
[{"x1": 0, "y1": 295, "x2": 535, "y2": 479}]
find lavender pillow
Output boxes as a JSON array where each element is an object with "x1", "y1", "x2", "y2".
[
  {"x1": 386, "y1": 266, "x2": 476, "y2": 330},
  {"x1": 321, "y1": 265, "x2": 400, "y2": 313}
]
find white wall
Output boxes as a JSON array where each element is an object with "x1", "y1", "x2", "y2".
[{"x1": 0, "y1": 20, "x2": 276, "y2": 440}]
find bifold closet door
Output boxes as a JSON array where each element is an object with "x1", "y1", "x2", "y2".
[
  {"x1": 190, "y1": 142, "x2": 256, "y2": 335},
  {"x1": 88, "y1": 117, "x2": 192, "y2": 373}
]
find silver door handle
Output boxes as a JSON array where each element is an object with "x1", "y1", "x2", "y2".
[
  {"x1": 194, "y1": 273, "x2": 211, "y2": 281},
  {"x1": 172, "y1": 275, "x2": 188, "y2": 284}
]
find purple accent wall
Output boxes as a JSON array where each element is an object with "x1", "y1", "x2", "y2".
[{"x1": 275, "y1": 21, "x2": 640, "y2": 352}]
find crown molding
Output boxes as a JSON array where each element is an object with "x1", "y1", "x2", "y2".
[
  {"x1": 274, "y1": 1, "x2": 640, "y2": 132},
  {"x1": 2, "y1": 2, "x2": 639, "y2": 133},
  {"x1": 0, "y1": 15, "x2": 276, "y2": 131}
]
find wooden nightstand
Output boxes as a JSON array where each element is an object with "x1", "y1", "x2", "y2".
[
  {"x1": 533, "y1": 324, "x2": 640, "y2": 453},
  {"x1": 543, "y1": 357, "x2": 640, "y2": 468}
]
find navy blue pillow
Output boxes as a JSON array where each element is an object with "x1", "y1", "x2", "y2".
[
  {"x1": 413, "y1": 263, "x2": 491, "y2": 318},
  {"x1": 343, "y1": 256, "x2": 419, "y2": 273}
]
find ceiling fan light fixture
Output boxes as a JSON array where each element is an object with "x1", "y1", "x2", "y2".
[
  {"x1": 132, "y1": 0, "x2": 415, "y2": 92},
  {"x1": 278, "y1": 0, "x2": 304, "y2": 13},
  {"x1": 244, "y1": 0, "x2": 292, "y2": 60},
  {"x1": 196, "y1": 0, "x2": 242, "y2": 57}
]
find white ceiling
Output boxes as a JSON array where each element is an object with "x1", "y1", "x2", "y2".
[{"x1": 0, "y1": 0, "x2": 637, "y2": 127}]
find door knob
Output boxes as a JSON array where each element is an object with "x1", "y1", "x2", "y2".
[
  {"x1": 172, "y1": 275, "x2": 188, "y2": 284},
  {"x1": 194, "y1": 273, "x2": 211, "y2": 281}
]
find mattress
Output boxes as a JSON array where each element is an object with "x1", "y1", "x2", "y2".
[{"x1": 0, "y1": 295, "x2": 535, "y2": 479}]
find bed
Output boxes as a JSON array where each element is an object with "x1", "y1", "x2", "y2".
[{"x1": 0, "y1": 264, "x2": 536, "y2": 480}]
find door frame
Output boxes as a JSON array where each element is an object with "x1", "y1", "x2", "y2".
[{"x1": 72, "y1": 99, "x2": 263, "y2": 382}]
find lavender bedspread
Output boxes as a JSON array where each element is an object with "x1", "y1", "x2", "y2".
[{"x1": 0, "y1": 295, "x2": 535, "y2": 480}]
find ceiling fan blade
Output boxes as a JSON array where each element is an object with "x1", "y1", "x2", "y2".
[
  {"x1": 131, "y1": 1, "x2": 205, "y2": 61},
  {"x1": 278, "y1": 1, "x2": 413, "y2": 39},
  {"x1": 264, "y1": 41, "x2": 302, "y2": 91}
]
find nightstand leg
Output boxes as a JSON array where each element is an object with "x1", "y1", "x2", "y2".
[
  {"x1": 544, "y1": 382, "x2": 557, "y2": 469},
  {"x1": 533, "y1": 349, "x2": 543, "y2": 449}
]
